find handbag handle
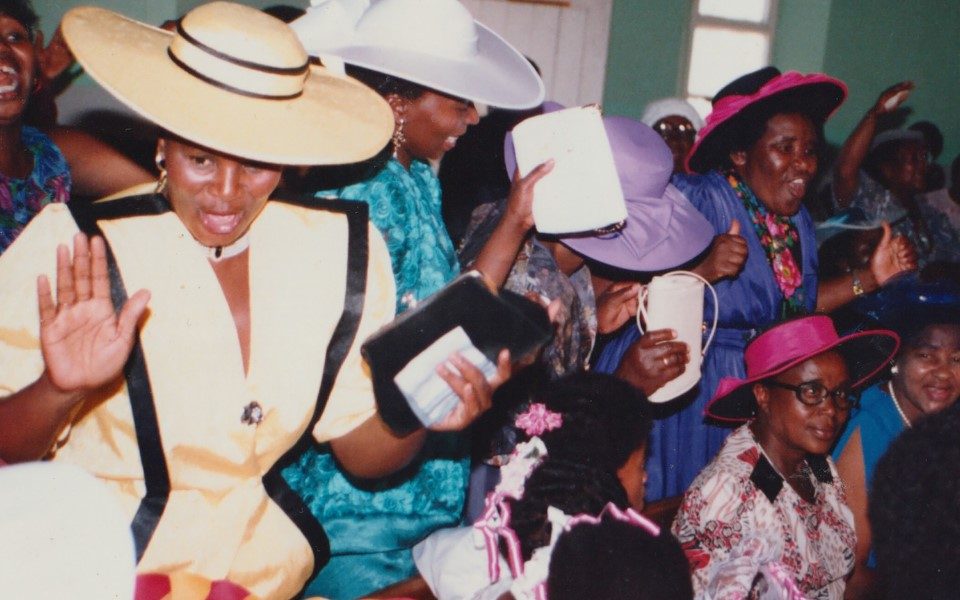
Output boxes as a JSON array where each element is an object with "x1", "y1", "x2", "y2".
[{"x1": 636, "y1": 270, "x2": 719, "y2": 356}]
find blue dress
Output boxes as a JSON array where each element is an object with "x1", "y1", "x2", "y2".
[
  {"x1": 831, "y1": 383, "x2": 904, "y2": 568},
  {"x1": 283, "y1": 157, "x2": 468, "y2": 599},
  {"x1": 0, "y1": 126, "x2": 71, "y2": 253},
  {"x1": 593, "y1": 171, "x2": 819, "y2": 502}
]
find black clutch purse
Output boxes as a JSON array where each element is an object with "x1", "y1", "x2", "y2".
[{"x1": 361, "y1": 271, "x2": 553, "y2": 435}]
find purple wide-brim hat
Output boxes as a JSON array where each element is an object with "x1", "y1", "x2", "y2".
[
  {"x1": 705, "y1": 315, "x2": 899, "y2": 423},
  {"x1": 505, "y1": 109, "x2": 714, "y2": 272}
]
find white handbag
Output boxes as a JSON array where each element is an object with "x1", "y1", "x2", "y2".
[{"x1": 636, "y1": 270, "x2": 718, "y2": 403}]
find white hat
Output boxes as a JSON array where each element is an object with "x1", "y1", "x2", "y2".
[
  {"x1": 62, "y1": 2, "x2": 394, "y2": 165},
  {"x1": 291, "y1": 0, "x2": 544, "y2": 110},
  {"x1": 640, "y1": 97, "x2": 704, "y2": 130}
]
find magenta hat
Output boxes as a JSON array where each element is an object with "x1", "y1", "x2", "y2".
[
  {"x1": 706, "y1": 315, "x2": 899, "y2": 423},
  {"x1": 686, "y1": 67, "x2": 847, "y2": 174},
  {"x1": 505, "y1": 109, "x2": 714, "y2": 272}
]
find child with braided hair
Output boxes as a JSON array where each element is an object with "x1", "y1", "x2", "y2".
[{"x1": 413, "y1": 372, "x2": 684, "y2": 598}]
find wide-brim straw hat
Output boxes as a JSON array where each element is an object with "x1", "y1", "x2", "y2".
[
  {"x1": 705, "y1": 315, "x2": 899, "y2": 423},
  {"x1": 504, "y1": 107, "x2": 714, "y2": 272},
  {"x1": 61, "y1": 2, "x2": 394, "y2": 166},
  {"x1": 686, "y1": 67, "x2": 847, "y2": 174},
  {"x1": 291, "y1": 0, "x2": 544, "y2": 110}
]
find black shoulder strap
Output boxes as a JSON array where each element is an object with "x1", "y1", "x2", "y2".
[
  {"x1": 69, "y1": 199, "x2": 171, "y2": 562},
  {"x1": 261, "y1": 197, "x2": 370, "y2": 579}
]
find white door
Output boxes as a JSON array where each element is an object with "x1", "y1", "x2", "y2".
[{"x1": 461, "y1": 0, "x2": 613, "y2": 107}]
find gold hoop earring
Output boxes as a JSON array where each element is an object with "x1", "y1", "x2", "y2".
[
  {"x1": 392, "y1": 117, "x2": 406, "y2": 158},
  {"x1": 155, "y1": 153, "x2": 167, "y2": 194}
]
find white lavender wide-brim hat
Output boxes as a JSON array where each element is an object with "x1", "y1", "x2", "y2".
[{"x1": 291, "y1": 0, "x2": 545, "y2": 110}]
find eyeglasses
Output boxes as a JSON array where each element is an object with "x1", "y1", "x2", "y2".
[
  {"x1": 765, "y1": 380, "x2": 859, "y2": 410},
  {"x1": 653, "y1": 120, "x2": 696, "y2": 140}
]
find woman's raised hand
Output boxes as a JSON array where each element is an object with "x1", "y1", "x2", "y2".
[
  {"x1": 37, "y1": 233, "x2": 150, "y2": 395},
  {"x1": 614, "y1": 329, "x2": 689, "y2": 397},
  {"x1": 868, "y1": 222, "x2": 917, "y2": 286},
  {"x1": 504, "y1": 160, "x2": 555, "y2": 232},
  {"x1": 871, "y1": 81, "x2": 914, "y2": 116},
  {"x1": 430, "y1": 349, "x2": 511, "y2": 431}
]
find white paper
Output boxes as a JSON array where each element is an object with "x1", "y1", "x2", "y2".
[
  {"x1": 511, "y1": 105, "x2": 627, "y2": 234},
  {"x1": 394, "y1": 326, "x2": 497, "y2": 426}
]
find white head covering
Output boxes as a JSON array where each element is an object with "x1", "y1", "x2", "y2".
[{"x1": 641, "y1": 97, "x2": 704, "y2": 130}]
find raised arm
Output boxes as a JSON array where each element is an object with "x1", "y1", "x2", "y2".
[
  {"x1": 832, "y1": 82, "x2": 914, "y2": 208},
  {"x1": 471, "y1": 161, "x2": 553, "y2": 288},
  {"x1": 0, "y1": 234, "x2": 149, "y2": 463},
  {"x1": 50, "y1": 127, "x2": 154, "y2": 198}
]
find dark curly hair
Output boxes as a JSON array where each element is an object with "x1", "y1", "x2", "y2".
[
  {"x1": 0, "y1": 0, "x2": 38, "y2": 40},
  {"x1": 504, "y1": 457, "x2": 628, "y2": 562},
  {"x1": 870, "y1": 402, "x2": 960, "y2": 599},
  {"x1": 344, "y1": 64, "x2": 428, "y2": 100},
  {"x1": 547, "y1": 515, "x2": 693, "y2": 600},
  {"x1": 530, "y1": 372, "x2": 652, "y2": 474}
]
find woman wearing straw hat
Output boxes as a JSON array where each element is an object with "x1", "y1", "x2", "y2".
[
  {"x1": 287, "y1": 1, "x2": 548, "y2": 595},
  {"x1": 594, "y1": 67, "x2": 915, "y2": 506},
  {"x1": 0, "y1": 4, "x2": 511, "y2": 598},
  {"x1": 672, "y1": 315, "x2": 898, "y2": 598}
]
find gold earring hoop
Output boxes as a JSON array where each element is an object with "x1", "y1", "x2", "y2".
[{"x1": 155, "y1": 154, "x2": 167, "y2": 194}]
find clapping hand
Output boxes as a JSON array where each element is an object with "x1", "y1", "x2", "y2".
[{"x1": 37, "y1": 233, "x2": 150, "y2": 396}]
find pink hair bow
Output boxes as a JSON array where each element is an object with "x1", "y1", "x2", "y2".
[{"x1": 515, "y1": 403, "x2": 563, "y2": 437}]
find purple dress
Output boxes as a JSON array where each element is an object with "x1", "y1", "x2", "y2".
[{"x1": 594, "y1": 170, "x2": 819, "y2": 502}]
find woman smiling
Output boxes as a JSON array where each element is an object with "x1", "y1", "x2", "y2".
[
  {"x1": 833, "y1": 300, "x2": 960, "y2": 599},
  {"x1": 0, "y1": 4, "x2": 508, "y2": 597},
  {"x1": 673, "y1": 315, "x2": 898, "y2": 598},
  {"x1": 594, "y1": 67, "x2": 916, "y2": 505}
]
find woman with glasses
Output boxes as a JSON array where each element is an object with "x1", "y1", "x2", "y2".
[
  {"x1": 672, "y1": 315, "x2": 898, "y2": 598},
  {"x1": 641, "y1": 97, "x2": 703, "y2": 175},
  {"x1": 832, "y1": 300, "x2": 960, "y2": 599}
]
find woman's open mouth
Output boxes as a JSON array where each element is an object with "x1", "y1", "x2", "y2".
[{"x1": 200, "y1": 211, "x2": 242, "y2": 236}]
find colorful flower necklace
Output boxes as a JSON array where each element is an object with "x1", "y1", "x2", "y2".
[{"x1": 727, "y1": 171, "x2": 806, "y2": 317}]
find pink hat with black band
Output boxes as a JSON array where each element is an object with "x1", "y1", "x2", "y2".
[
  {"x1": 686, "y1": 67, "x2": 847, "y2": 174},
  {"x1": 706, "y1": 315, "x2": 899, "y2": 423}
]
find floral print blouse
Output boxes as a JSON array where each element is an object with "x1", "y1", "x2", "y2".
[
  {"x1": 672, "y1": 425, "x2": 856, "y2": 599},
  {"x1": 0, "y1": 126, "x2": 71, "y2": 253}
]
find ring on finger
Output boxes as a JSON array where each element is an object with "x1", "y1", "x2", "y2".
[{"x1": 663, "y1": 355, "x2": 671, "y2": 367}]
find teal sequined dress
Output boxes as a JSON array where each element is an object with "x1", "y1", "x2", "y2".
[{"x1": 283, "y1": 157, "x2": 468, "y2": 599}]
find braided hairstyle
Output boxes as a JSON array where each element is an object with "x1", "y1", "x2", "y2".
[
  {"x1": 870, "y1": 402, "x2": 960, "y2": 599},
  {"x1": 504, "y1": 457, "x2": 628, "y2": 562},
  {"x1": 547, "y1": 515, "x2": 693, "y2": 600},
  {"x1": 531, "y1": 372, "x2": 651, "y2": 474}
]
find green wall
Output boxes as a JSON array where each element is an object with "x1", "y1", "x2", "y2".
[
  {"x1": 821, "y1": 0, "x2": 960, "y2": 165},
  {"x1": 32, "y1": 0, "x2": 960, "y2": 164},
  {"x1": 603, "y1": 0, "x2": 959, "y2": 165}
]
